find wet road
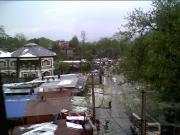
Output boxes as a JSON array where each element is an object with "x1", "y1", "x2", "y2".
[{"x1": 96, "y1": 76, "x2": 132, "y2": 135}]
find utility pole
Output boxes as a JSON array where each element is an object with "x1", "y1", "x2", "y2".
[
  {"x1": 99, "y1": 58, "x2": 102, "y2": 84},
  {"x1": 0, "y1": 73, "x2": 9, "y2": 135},
  {"x1": 80, "y1": 30, "x2": 86, "y2": 74},
  {"x1": 141, "y1": 89, "x2": 146, "y2": 135},
  {"x1": 58, "y1": 63, "x2": 60, "y2": 79},
  {"x1": 91, "y1": 72, "x2": 96, "y2": 123}
]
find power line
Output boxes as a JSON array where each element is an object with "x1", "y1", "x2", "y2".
[
  {"x1": 104, "y1": 108, "x2": 131, "y2": 135},
  {"x1": 102, "y1": 78, "x2": 131, "y2": 134}
]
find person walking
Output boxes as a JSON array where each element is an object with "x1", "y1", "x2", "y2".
[{"x1": 109, "y1": 101, "x2": 112, "y2": 109}]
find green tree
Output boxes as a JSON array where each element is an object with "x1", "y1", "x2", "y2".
[
  {"x1": 14, "y1": 33, "x2": 27, "y2": 48},
  {"x1": 117, "y1": 0, "x2": 180, "y2": 102},
  {"x1": 69, "y1": 36, "x2": 79, "y2": 48},
  {"x1": 0, "y1": 25, "x2": 8, "y2": 38},
  {"x1": 28, "y1": 37, "x2": 52, "y2": 49},
  {"x1": 15, "y1": 33, "x2": 26, "y2": 41},
  {"x1": 0, "y1": 27, "x2": 27, "y2": 51}
]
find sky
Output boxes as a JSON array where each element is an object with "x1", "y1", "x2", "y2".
[{"x1": 0, "y1": 1, "x2": 153, "y2": 42}]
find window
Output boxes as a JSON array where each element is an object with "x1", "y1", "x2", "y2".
[
  {"x1": 42, "y1": 60, "x2": 51, "y2": 66},
  {"x1": 22, "y1": 73, "x2": 28, "y2": 78},
  {"x1": 11, "y1": 61, "x2": 16, "y2": 66},
  {"x1": 67, "y1": 50, "x2": 73, "y2": 55},
  {"x1": 0, "y1": 61, "x2": 6, "y2": 67},
  {"x1": 32, "y1": 73, "x2": 37, "y2": 78},
  {"x1": 11, "y1": 72, "x2": 16, "y2": 76},
  {"x1": 43, "y1": 71, "x2": 50, "y2": 76}
]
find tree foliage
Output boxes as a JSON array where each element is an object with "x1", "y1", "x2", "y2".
[
  {"x1": 0, "y1": 27, "x2": 26, "y2": 51},
  {"x1": 69, "y1": 36, "x2": 79, "y2": 48},
  {"x1": 117, "y1": 0, "x2": 180, "y2": 103},
  {"x1": 28, "y1": 37, "x2": 52, "y2": 49}
]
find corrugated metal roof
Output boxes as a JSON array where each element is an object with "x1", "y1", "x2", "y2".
[
  {"x1": 26, "y1": 91, "x2": 71, "y2": 116},
  {"x1": 5, "y1": 95, "x2": 37, "y2": 118},
  {"x1": 13, "y1": 120, "x2": 92, "y2": 135}
]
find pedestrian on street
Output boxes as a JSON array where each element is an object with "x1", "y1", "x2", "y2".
[
  {"x1": 41, "y1": 95, "x2": 44, "y2": 101},
  {"x1": 109, "y1": 101, "x2": 112, "y2": 109},
  {"x1": 96, "y1": 119, "x2": 100, "y2": 134},
  {"x1": 104, "y1": 120, "x2": 109, "y2": 130}
]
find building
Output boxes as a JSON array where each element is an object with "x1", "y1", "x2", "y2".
[
  {"x1": 0, "y1": 43, "x2": 56, "y2": 78},
  {"x1": 0, "y1": 48, "x2": 12, "y2": 76},
  {"x1": 59, "y1": 41, "x2": 77, "y2": 59}
]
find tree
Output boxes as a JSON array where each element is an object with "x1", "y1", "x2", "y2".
[
  {"x1": 0, "y1": 25, "x2": 8, "y2": 38},
  {"x1": 113, "y1": 0, "x2": 180, "y2": 126},
  {"x1": 0, "y1": 27, "x2": 26, "y2": 51},
  {"x1": 81, "y1": 30, "x2": 87, "y2": 45},
  {"x1": 15, "y1": 33, "x2": 26, "y2": 41},
  {"x1": 95, "y1": 38, "x2": 122, "y2": 59},
  {"x1": 69, "y1": 36, "x2": 79, "y2": 48},
  {"x1": 80, "y1": 30, "x2": 87, "y2": 61},
  {"x1": 113, "y1": 30, "x2": 132, "y2": 41},
  {"x1": 14, "y1": 33, "x2": 26, "y2": 48},
  {"x1": 124, "y1": 8, "x2": 157, "y2": 37},
  {"x1": 116, "y1": 0, "x2": 180, "y2": 102},
  {"x1": 28, "y1": 37, "x2": 52, "y2": 49},
  {"x1": 52, "y1": 42, "x2": 65, "y2": 60}
]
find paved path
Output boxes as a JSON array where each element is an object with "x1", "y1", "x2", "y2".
[{"x1": 96, "y1": 76, "x2": 132, "y2": 135}]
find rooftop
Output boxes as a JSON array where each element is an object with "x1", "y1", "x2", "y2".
[
  {"x1": 26, "y1": 91, "x2": 71, "y2": 116},
  {"x1": 0, "y1": 48, "x2": 11, "y2": 58},
  {"x1": 5, "y1": 95, "x2": 37, "y2": 118},
  {"x1": 13, "y1": 120, "x2": 92, "y2": 135},
  {"x1": 11, "y1": 43, "x2": 56, "y2": 58}
]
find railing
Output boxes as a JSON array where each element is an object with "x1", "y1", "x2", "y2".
[
  {"x1": 20, "y1": 67, "x2": 39, "y2": 70},
  {"x1": 1, "y1": 77, "x2": 35, "y2": 84},
  {"x1": 41, "y1": 65, "x2": 53, "y2": 69},
  {"x1": 0, "y1": 66, "x2": 16, "y2": 70}
]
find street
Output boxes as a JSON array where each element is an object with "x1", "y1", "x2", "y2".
[{"x1": 96, "y1": 76, "x2": 132, "y2": 135}]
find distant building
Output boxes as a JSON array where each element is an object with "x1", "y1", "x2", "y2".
[
  {"x1": 59, "y1": 41, "x2": 77, "y2": 60},
  {"x1": 0, "y1": 43, "x2": 56, "y2": 78}
]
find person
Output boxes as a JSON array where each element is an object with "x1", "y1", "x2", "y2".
[
  {"x1": 59, "y1": 87, "x2": 63, "y2": 92},
  {"x1": 104, "y1": 120, "x2": 109, "y2": 130},
  {"x1": 96, "y1": 120, "x2": 100, "y2": 131},
  {"x1": 40, "y1": 95, "x2": 46, "y2": 101},
  {"x1": 58, "y1": 74, "x2": 60, "y2": 79},
  {"x1": 41, "y1": 96, "x2": 44, "y2": 101},
  {"x1": 109, "y1": 101, "x2": 112, "y2": 109},
  {"x1": 41, "y1": 95, "x2": 44, "y2": 101},
  {"x1": 46, "y1": 78, "x2": 49, "y2": 82},
  {"x1": 30, "y1": 87, "x2": 34, "y2": 95},
  {"x1": 96, "y1": 119, "x2": 100, "y2": 134}
]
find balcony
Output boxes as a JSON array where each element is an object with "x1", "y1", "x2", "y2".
[
  {"x1": 41, "y1": 65, "x2": 53, "y2": 69},
  {"x1": 0, "y1": 66, "x2": 16, "y2": 70}
]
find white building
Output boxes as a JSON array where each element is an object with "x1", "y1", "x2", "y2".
[{"x1": 0, "y1": 43, "x2": 56, "y2": 78}]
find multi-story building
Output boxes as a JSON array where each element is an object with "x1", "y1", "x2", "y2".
[
  {"x1": 0, "y1": 43, "x2": 56, "y2": 78},
  {"x1": 59, "y1": 41, "x2": 77, "y2": 59},
  {"x1": 0, "y1": 48, "x2": 12, "y2": 76}
]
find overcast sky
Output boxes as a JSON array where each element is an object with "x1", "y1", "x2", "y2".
[{"x1": 0, "y1": 1, "x2": 153, "y2": 41}]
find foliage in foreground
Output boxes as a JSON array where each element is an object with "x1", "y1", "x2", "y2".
[{"x1": 115, "y1": 0, "x2": 180, "y2": 124}]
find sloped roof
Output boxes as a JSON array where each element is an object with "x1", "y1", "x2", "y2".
[
  {"x1": 11, "y1": 43, "x2": 56, "y2": 57},
  {"x1": 0, "y1": 48, "x2": 11, "y2": 57}
]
